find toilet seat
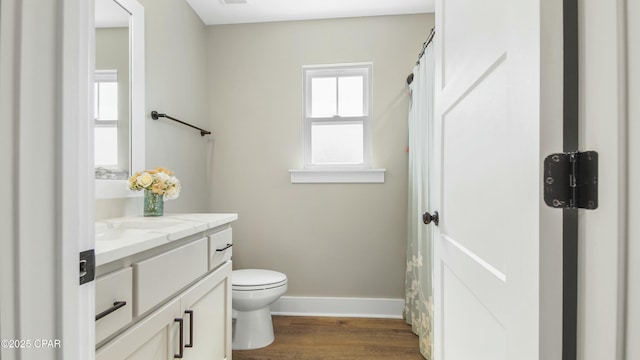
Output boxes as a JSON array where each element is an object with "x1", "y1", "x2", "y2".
[{"x1": 232, "y1": 269, "x2": 287, "y2": 291}]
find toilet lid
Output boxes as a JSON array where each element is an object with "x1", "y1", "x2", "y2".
[{"x1": 232, "y1": 269, "x2": 287, "y2": 288}]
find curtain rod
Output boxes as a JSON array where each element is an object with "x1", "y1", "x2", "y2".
[
  {"x1": 416, "y1": 28, "x2": 435, "y2": 65},
  {"x1": 407, "y1": 27, "x2": 435, "y2": 85},
  {"x1": 151, "y1": 111, "x2": 212, "y2": 136}
]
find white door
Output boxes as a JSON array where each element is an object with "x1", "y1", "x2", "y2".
[{"x1": 431, "y1": 0, "x2": 564, "y2": 359}]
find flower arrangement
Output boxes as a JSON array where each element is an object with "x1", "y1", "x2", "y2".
[{"x1": 128, "y1": 167, "x2": 181, "y2": 200}]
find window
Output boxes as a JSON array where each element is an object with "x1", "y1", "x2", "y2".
[
  {"x1": 304, "y1": 63, "x2": 372, "y2": 168},
  {"x1": 291, "y1": 63, "x2": 384, "y2": 183},
  {"x1": 94, "y1": 70, "x2": 119, "y2": 169}
]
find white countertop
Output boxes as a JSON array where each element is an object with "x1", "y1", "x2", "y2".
[{"x1": 95, "y1": 213, "x2": 238, "y2": 266}]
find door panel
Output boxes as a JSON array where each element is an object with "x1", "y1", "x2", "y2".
[
  {"x1": 443, "y1": 266, "x2": 506, "y2": 360},
  {"x1": 440, "y1": 235, "x2": 506, "y2": 322},
  {"x1": 184, "y1": 280, "x2": 227, "y2": 359},
  {"x1": 441, "y1": 0, "x2": 506, "y2": 90},
  {"x1": 441, "y1": 61, "x2": 510, "y2": 274},
  {"x1": 126, "y1": 329, "x2": 167, "y2": 360},
  {"x1": 180, "y1": 262, "x2": 232, "y2": 360}
]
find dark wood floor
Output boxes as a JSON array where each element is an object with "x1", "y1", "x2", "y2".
[{"x1": 232, "y1": 316, "x2": 425, "y2": 360}]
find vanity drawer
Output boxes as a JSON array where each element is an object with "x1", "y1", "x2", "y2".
[
  {"x1": 133, "y1": 238, "x2": 208, "y2": 317},
  {"x1": 96, "y1": 267, "x2": 133, "y2": 344},
  {"x1": 209, "y1": 228, "x2": 232, "y2": 271}
]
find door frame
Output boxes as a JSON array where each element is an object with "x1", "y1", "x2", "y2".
[
  {"x1": 625, "y1": 0, "x2": 639, "y2": 356},
  {"x1": 0, "y1": 0, "x2": 95, "y2": 359},
  {"x1": 70, "y1": 0, "x2": 98, "y2": 358},
  {"x1": 562, "y1": 0, "x2": 579, "y2": 358},
  {"x1": 576, "y1": 0, "x2": 629, "y2": 359}
]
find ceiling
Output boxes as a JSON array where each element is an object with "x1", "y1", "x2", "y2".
[{"x1": 185, "y1": 0, "x2": 434, "y2": 26}]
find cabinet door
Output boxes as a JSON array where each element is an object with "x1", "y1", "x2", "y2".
[
  {"x1": 97, "y1": 297, "x2": 182, "y2": 360},
  {"x1": 180, "y1": 261, "x2": 232, "y2": 360}
]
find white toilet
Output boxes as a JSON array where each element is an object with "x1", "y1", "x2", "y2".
[{"x1": 231, "y1": 269, "x2": 288, "y2": 350}]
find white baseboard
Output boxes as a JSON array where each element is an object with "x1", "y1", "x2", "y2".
[{"x1": 270, "y1": 296, "x2": 405, "y2": 319}]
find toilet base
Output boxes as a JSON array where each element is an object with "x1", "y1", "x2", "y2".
[{"x1": 232, "y1": 306, "x2": 274, "y2": 350}]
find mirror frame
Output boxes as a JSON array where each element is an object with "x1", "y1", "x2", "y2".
[{"x1": 95, "y1": 0, "x2": 145, "y2": 199}]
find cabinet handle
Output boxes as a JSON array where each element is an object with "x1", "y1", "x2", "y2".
[
  {"x1": 185, "y1": 310, "x2": 194, "y2": 348},
  {"x1": 95, "y1": 301, "x2": 127, "y2": 321},
  {"x1": 216, "y1": 244, "x2": 232, "y2": 252},
  {"x1": 174, "y1": 318, "x2": 184, "y2": 358}
]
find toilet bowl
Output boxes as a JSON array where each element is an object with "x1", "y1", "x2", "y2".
[{"x1": 231, "y1": 269, "x2": 287, "y2": 350}]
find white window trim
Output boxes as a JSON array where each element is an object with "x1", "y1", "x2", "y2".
[
  {"x1": 292, "y1": 63, "x2": 385, "y2": 183},
  {"x1": 290, "y1": 168, "x2": 385, "y2": 184},
  {"x1": 95, "y1": 69, "x2": 117, "y2": 82}
]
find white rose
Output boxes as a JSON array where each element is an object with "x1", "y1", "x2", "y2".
[
  {"x1": 168, "y1": 176, "x2": 179, "y2": 185},
  {"x1": 157, "y1": 172, "x2": 171, "y2": 183},
  {"x1": 136, "y1": 172, "x2": 154, "y2": 188},
  {"x1": 164, "y1": 185, "x2": 180, "y2": 200}
]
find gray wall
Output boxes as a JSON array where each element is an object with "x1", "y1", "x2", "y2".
[
  {"x1": 206, "y1": 14, "x2": 434, "y2": 298},
  {"x1": 96, "y1": 0, "x2": 209, "y2": 219},
  {"x1": 141, "y1": 0, "x2": 210, "y2": 215}
]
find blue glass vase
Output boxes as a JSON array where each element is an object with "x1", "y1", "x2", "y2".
[{"x1": 143, "y1": 189, "x2": 164, "y2": 216}]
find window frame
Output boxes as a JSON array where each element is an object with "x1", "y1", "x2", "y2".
[{"x1": 302, "y1": 63, "x2": 373, "y2": 170}]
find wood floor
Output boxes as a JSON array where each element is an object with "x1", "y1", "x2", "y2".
[{"x1": 232, "y1": 316, "x2": 425, "y2": 360}]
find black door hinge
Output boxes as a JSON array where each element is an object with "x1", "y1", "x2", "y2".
[
  {"x1": 80, "y1": 249, "x2": 95, "y2": 285},
  {"x1": 544, "y1": 151, "x2": 598, "y2": 209}
]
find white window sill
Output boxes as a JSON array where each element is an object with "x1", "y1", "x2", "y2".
[{"x1": 289, "y1": 168, "x2": 386, "y2": 184}]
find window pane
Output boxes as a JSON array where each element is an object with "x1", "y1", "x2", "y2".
[
  {"x1": 311, "y1": 77, "x2": 336, "y2": 117},
  {"x1": 97, "y1": 82, "x2": 118, "y2": 121},
  {"x1": 338, "y1": 76, "x2": 364, "y2": 116},
  {"x1": 311, "y1": 123, "x2": 364, "y2": 165},
  {"x1": 95, "y1": 127, "x2": 118, "y2": 166}
]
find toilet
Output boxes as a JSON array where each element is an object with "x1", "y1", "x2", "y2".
[{"x1": 231, "y1": 269, "x2": 288, "y2": 350}]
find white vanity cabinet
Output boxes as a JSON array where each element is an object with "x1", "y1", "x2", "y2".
[
  {"x1": 94, "y1": 215, "x2": 236, "y2": 360},
  {"x1": 96, "y1": 262, "x2": 231, "y2": 360}
]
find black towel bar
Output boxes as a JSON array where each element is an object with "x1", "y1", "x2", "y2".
[{"x1": 151, "y1": 110, "x2": 211, "y2": 136}]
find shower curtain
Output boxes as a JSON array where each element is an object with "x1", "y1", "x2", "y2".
[{"x1": 404, "y1": 39, "x2": 434, "y2": 360}]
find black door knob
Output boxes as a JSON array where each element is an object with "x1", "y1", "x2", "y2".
[{"x1": 423, "y1": 211, "x2": 439, "y2": 226}]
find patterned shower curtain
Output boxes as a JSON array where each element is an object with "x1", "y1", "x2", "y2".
[{"x1": 404, "y1": 38, "x2": 435, "y2": 360}]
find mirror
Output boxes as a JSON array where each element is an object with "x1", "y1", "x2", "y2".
[
  {"x1": 95, "y1": 0, "x2": 129, "y2": 180},
  {"x1": 94, "y1": 0, "x2": 145, "y2": 198}
]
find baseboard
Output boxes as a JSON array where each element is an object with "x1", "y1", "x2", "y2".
[{"x1": 270, "y1": 296, "x2": 405, "y2": 319}]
